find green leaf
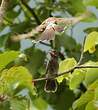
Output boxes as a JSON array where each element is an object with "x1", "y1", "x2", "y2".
[
  {"x1": 0, "y1": 101, "x2": 10, "y2": 110},
  {"x1": 10, "y1": 98, "x2": 28, "y2": 110},
  {"x1": 73, "y1": 91, "x2": 94, "y2": 110},
  {"x1": 11, "y1": 21, "x2": 33, "y2": 33},
  {"x1": 25, "y1": 46, "x2": 46, "y2": 74},
  {"x1": 95, "y1": 87, "x2": 98, "y2": 100},
  {"x1": 5, "y1": 36, "x2": 20, "y2": 50},
  {"x1": 0, "y1": 51, "x2": 19, "y2": 71},
  {"x1": 88, "y1": 80, "x2": 98, "y2": 91},
  {"x1": 55, "y1": 32, "x2": 77, "y2": 51},
  {"x1": 5, "y1": 9, "x2": 21, "y2": 21},
  {"x1": 68, "y1": 0, "x2": 86, "y2": 14},
  {"x1": 85, "y1": 101, "x2": 96, "y2": 110},
  {"x1": 0, "y1": 66, "x2": 36, "y2": 96},
  {"x1": 0, "y1": 34, "x2": 9, "y2": 48},
  {"x1": 33, "y1": 97, "x2": 48, "y2": 110},
  {"x1": 0, "y1": 24, "x2": 6, "y2": 32},
  {"x1": 94, "y1": 87, "x2": 98, "y2": 109},
  {"x1": 75, "y1": 105, "x2": 86, "y2": 110},
  {"x1": 82, "y1": 12, "x2": 97, "y2": 22},
  {"x1": 83, "y1": 0, "x2": 98, "y2": 8},
  {"x1": 84, "y1": 61, "x2": 98, "y2": 87},
  {"x1": 36, "y1": 5, "x2": 50, "y2": 22},
  {"x1": 19, "y1": 0, "x2": 34, "y2": 19},
  {"x1": 59, "y1": 58, "x2": 77, "y2": 73},
  {"x1": 60, "y1": 0, "x2": 85, "y2": 15},
  {"x1": 57, "y1": 58, "x2": 77, "y2": 83},
  {"x1": 69, "y1": 69, "x2": 85, "y2": 90},
  {"x1": 54, "y1": 87, "x2": 75, "y2": 110},
  {"x1": 84, "y1": 31, "x2": 98, "y2": 53},
  {"x1": 84, "y1": 27, "x2": 98, "y2": 34}
]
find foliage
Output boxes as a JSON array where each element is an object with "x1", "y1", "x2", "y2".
[{"x1": 0, "y1": 0, "x2": 98, "y2": 110}]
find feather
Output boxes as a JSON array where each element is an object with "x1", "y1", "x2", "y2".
[{"x1": 39, "y1": 27, "x2": 55, "y2": 41}]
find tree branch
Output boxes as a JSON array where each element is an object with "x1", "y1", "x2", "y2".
[
  {"x1": 32, "y1": 65, "x2": 98, "y2": 82},
  {"x1": 11, "y1": 28, "x2": 39, "y2": 41},
  {"x1": 76, "y1": 65, "x2": 98, "y2": 69},
  {"x1": 20, "y1": 0, "x2": 41, "y2": 25},
  {"x1": 0, "y1": 0, "x2": 10, "y2": 26}
]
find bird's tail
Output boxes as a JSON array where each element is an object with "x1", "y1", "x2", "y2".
[{"x1": 44, "y1": 79, "x2": 57, "y2": 93}]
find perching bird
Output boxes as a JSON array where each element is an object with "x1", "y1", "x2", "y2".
[
  {"x1": 12, "y1": 11, "x2": 90, "y2": 42},
  {"x1": 36, "y1": 13, "x2": 88, "y2": 41},
  {"x1": 44, "y1": 50, "x2": 59, "y2": 93},
  {"x1": 36, "y1": 17, "x2": 65, "y2": 41}
]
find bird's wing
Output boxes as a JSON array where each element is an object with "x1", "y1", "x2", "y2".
[
  {"x1": 54, "y1": 25, "x2": 64, "y2": 32},
  {"x1": 38, "y1": 27, "x2": 55, "y2": 41}
]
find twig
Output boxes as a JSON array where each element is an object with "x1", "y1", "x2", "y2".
[
  {"x1": 70, "y1": 25, "x2": 74, "y2": 37},
  {"x1": 11, "y1": 28, "x2": 39, "y2": 41},
  {"x1": 0, "y1": 0, "x2": 10, "y2": 26},
  {"x1": 32, "y1": 65, "x2": 98, "y2": 82},
  {"x1": 20, "y1": 0, "x2": 41, "y2": 25},
  {"x1": 76, "y1": 65, "x2": 98, "y2": 69},
  {"x1": 39, "y1": 41, "x2": 51, "y2": 47},
  {"x1": 77, "y1": 36, "x2": 86, "y2": 65}
]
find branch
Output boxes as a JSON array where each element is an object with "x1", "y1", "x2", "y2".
[
  {"x1": 39, "y1": 41, "x2": 51, "y2": 47},
  {"x1": 70, "y1": 25, "x2": 74, "y2": 37},
  {"x1": 11, "y1": 28, "x2": 39, "y2": 41},
  {"x1": 32, "y1": 65, "x2": 98, "y2": 82},
  {"x1": 76, "y1": 65, "x2": 98, "y2": 69},
  {"x1": 77, "y1": 36, "x2": 86, "y2": 65},
  {"x1": 20, "y1": 0, "x2": 41, "y2": 25},
  {"x1": 0, "y1": 0, "x2": 10, "y2": 26}
]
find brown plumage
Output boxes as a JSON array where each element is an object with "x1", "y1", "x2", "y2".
[
  {"x1": 36, "y1": 15, "x2": 87, "y2": 41},
  {"x1": 36, "y1": 17, "x2": 65, "y2": 41},
  {"x1": 44, "y1": 51, "x2": 59, "y2": 93},
  {"x1": 12, "y1": 11, "x2": 90, "y2": 41}
]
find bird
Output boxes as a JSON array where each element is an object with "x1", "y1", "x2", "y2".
[
  {"x1": 12, "y1": 11, "x2": 90, "y2": 42},
  {"x1": 36, "y1": 17, "x2": 66, "y2": 41},
  {"x1": 34, "y1": 11, "x2": 90, "y2": 41},
  {"x1": 44, "y1": 50, "x2": 59, "y2": 93}
]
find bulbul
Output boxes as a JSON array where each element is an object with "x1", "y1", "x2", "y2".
[
  {"x1": 44, "y1": 50, "x2": 59, "y2": 93},
  {"x1": 36, "y1": 15, "x2": 86, "y2": 41},
  {"x1": 12, "y1": 11, "x2": 90, "y2": 42},
  {"x1": 36, "y1": 17, "x2": 65, "y2": 41}
]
